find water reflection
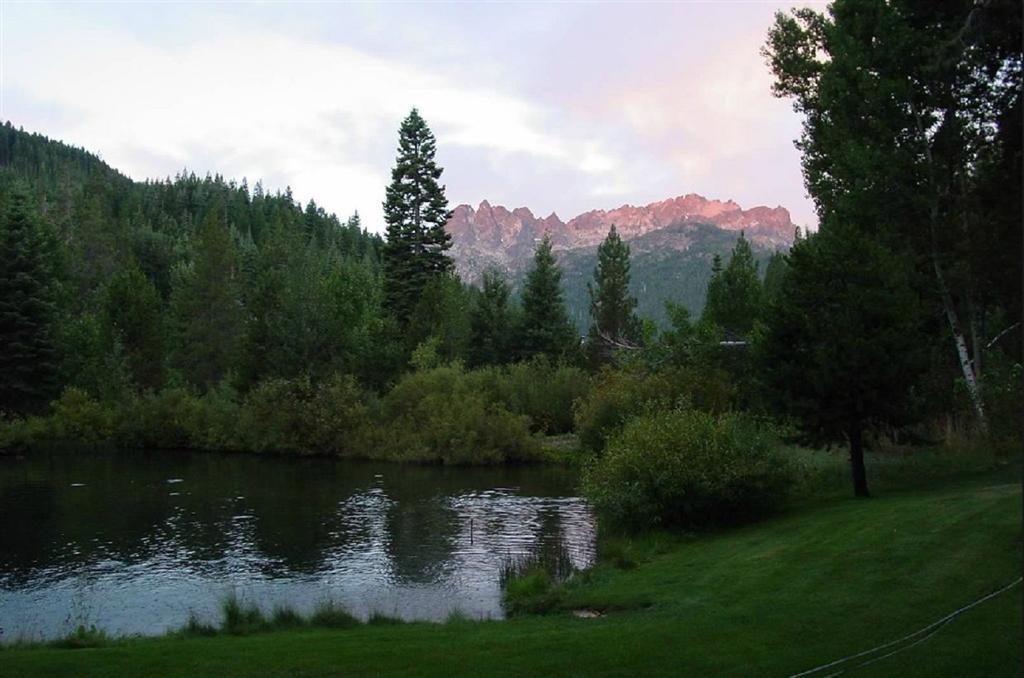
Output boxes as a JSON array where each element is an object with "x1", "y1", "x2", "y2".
[{"x1": 0, "y1": 449, "x2": 595, "y2": 641}]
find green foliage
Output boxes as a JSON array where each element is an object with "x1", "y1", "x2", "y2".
[
  {"x1": 366, "y1": 613, "x2": 405, "y2": 626},
  {"x1": 761, "y1": 251, "x2": 788, "y2": 309},
  {"x1": 114, "y1": 388, "x2": 203, "y2": 449},
  {"x1": 756, "y1": 223, "x2": 925, "y2": 496},
  {"x1": 103, "y1": 263, "x2": 165, "y2": 390},
  {"x1": 169, "y1": 208, "x2": 243, "y2": 391},
  {"x1": 573, "y1": 367, "x2": 732, "y2": 452},
  {"x1": 46, "y1": 387, "x2": 113, "y2": 444},
  {"x1": 49, "y1": 625, "x2": 112, "y2": 649},
  {"x1": 406, "y1": 274, "x2": 471, "y2": 361},
  {"x1": 476, "y1": 358, "x2": 590, "y2": 435},
  {"x1": 582, "y1": 410, "x2": 793, "y2": 531},
  {"x1": 382, "y1": 108, "x2": 454, "y2": 325},
  {"x1": 519, "y1": 235, "x2": 578, "y2": 362},
  {"x1": 1, "y1": 364, "x2": 583, "y2": 462},
  {"x1": 309, "y1": 601, "x2": 361, "y2": 629},
  {"x1": 555, "y1": 224, "x2": 775, "y2": 332},
  {"x1": 501, "y1": 569, "x2": 558, "y2": 617},
  {"x1": 0, "y1": 183, "x2": 59, "y2": 415},
  {"x1": 238, "y1": 374, "x2": 371, "y2": 456},
  {"x1": 500, "y1": 544, "x2": 577, "y2": 616},
  {"x1": 55, "y1": 313, "x2": 132, "y2": 402},
  {"x1": 587, "y1": 225, "x2": 640, "y2": 364},
  {"x1": 221, "y1": 595, "x2": 267, "y2": 635},
  {"x1": 764, "y1": 1, "x2": 1022, "y2": 430},
  {"x1": 469, "y1": 268, "x2": 514, "y2": 367},
  {"x1": 1, "y1": 124, "x2": 386, "y2": 404},
  {"x1": 377, "y1": 364, "x2": 540, "y2": 464},
  {"x1": 702, "y1": 232, "x2": 762, "y2": 337}
]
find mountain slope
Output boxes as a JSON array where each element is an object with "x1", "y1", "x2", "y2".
[{"x1": 446, "y1": 194, "x2": 797, "y2": 328}]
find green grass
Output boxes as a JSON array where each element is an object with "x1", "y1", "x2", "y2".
[{"x1": 3, "y1": 461, "x2": 1019, "y2": 676}]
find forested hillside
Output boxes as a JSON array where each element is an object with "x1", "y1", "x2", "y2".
[{"x1": 0, "y1": 122, "x2": 389, "y2": 403}]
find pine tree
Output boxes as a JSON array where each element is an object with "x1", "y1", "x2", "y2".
[
  {"x1": 519, "y1": 235, "x2": 577, "y2": 361},
  {"x1": 587, "y1": 225, "x2": 640, "y2": 363},
  {"x1": 0, "y1": 184, "x2": 58, "y2": 415},
  {"x1": 702, "y1": 233, "x2": 762, "y2": 337},
  {"x1": 382, "y1": 108, "x2": 453, "y2": 325},
  {"x1": 469, "y1": 268, "x2": 513, "y2": 367},
  {"x1": 761, "y1": 251, "x2": 789, "y2": 309},
  {"x1": 756, "y1": 223, "x2": 924, "y2": 497},
  {"x1": 104, "y1": 263, "x2": 165, "y2": 391},
  {"x1": 169, "y1": 206, "x2": 243, "y2": 391}
]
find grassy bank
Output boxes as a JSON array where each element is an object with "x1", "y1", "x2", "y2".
[{"x1": 4, "y1": 463, "x2": 1019, "y2": 676}]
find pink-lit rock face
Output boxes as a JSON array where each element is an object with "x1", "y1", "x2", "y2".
[{"x1": 447, "y1": 192, "x2": 797, "y2": 284}]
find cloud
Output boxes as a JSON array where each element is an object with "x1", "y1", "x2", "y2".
[
  {"x1": 2, "y1": 4, "x2": 817, "y2": 231},
  {"x1": 2, "y1": 14, "x2": 627, "y2": 232}
]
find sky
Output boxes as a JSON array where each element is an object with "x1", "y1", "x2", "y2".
[{"x1": 1, "y1": 1, "x2": 822, "y2": 233}]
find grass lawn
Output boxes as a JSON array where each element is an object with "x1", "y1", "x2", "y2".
[{"x1": 2, "y1": 461, "x2": 1020, "y2": 677}]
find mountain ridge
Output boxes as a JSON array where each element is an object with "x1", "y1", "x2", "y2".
[{"x1": 446, "y1": 192, "x2": 796, "y2": 285}]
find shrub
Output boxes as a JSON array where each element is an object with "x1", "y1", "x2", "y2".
[
  {"x1": 376, "y1": 364, "x2": 539, "y2": 464},
  {"x1": 237, "y1": 377, "x2": 313, "y2": 454},
  {"x1": 574, "y1": 367, "x2": 732, "y2": 452},
  {"x1": 0, "y1": 415, "x2": 48, "y2": 453},
  {"x1": 187, "y1": 382, "x2": 243, "y2": 451},
  {"x1": 114, "y1": 388, "x2": 201, "y2": 449},
  {"x1": 476, "y1": 358, "x2": 590, "y2": 434},
  {"x1": 238, "y1": 375, "x2": 372, "y2": 455},
  {"x1": 307, "y1": 374, "x2": 374, "y2": 455},
  {"x1": 46, "y1": 388, "x2": 114, "y2": 444},
  {"x1": 582, "y1": 410, "x2": 793, "y2": 531}
]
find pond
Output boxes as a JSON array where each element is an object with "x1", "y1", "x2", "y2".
[{"x1": 0, "y1": 449, "x2": 595, "y2": 642}]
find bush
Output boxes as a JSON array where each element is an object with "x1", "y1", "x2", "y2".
[
  {"x1": 114, "y1": 388, "x2": 201, "y2": 449},
  {"x1": 46, "y1": 388, "x2": 114, "y2": 444},
  {"x1": 574, "y1": 367, "x2": 732, "y2": 452},
  {"x1": 376, "y1": 364, "x2": 540, "y2": 464},
  {"x1": 582, "y1": 410, "x2": 793, "y2": 531},
  {"x1": 187, "y1": 383, "x2": 243, "y2": 451},
  {"x1": 0, "y1": 415, "x2": 48, "y2": 453},
  {"x1": 474, "y1": 358, "x2": 590, "y2": 434},
  {"x1": 238, "y1": 375, "x2": 372, "y2": 455}
]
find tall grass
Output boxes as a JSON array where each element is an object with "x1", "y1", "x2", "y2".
[
  {"x1": 172, "y1": 595, "x2": 397, "y2": 639},
  {"x1": 499, "y1": 542, "x2": 580, "y2": 616}
]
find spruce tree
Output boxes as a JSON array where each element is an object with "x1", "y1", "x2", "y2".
[
  {"x1": 382, "y1": 108, "x2": 453, "y2": 325},
  {"x1": 702, "y1": 233, "x2": 762, "y2": 337},
  {"x1": 104, "y1": 263, "x2": 165, "y2": 391},
  {"x1": 0, "y1": 185, "x2": 58, "y2": 415},
  {"x1": 469, "y1": 268, "x2": 513, "y2": 366},
  {"x1": 519, "y1": 235, "x2": 577, "y2": 361},
  {"x1": 756, "y1": 223, "x2": 924, "y2": 497},
  {"x1": 587, "y1": 225, "x2": 640, "y2": 363},
  {"x1": 169, "y1": 206, "x2": 243, "y2": 391}
]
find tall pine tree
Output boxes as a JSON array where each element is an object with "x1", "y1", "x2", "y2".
[
  {"x1": 469, "y1": 268, "x2": 513, "y2": 367},
  {"x1": 0, "y1": 184, "x2": 58, "y2": 415},
  {"x1": 756, "y1": 223, "x2": 924, "y2": 497},
  {"x1": 104, "y1": 262, "x2": 165, "y2": 391},
  {"x1": 169, "y1": 206, "x2": 243, "y2": 391},
  {"x1": 519, "y1": 235, "x2": 577, "y2": 362},
  {"x1": 587, "y1": 225, "x2": 640, "y2": 364},
  {"x1": 382, "y1": 109, "x2": 453, "y2": 325},
  {"x1": 702, "y1": 233, "x2": 762, "y2": 338}
]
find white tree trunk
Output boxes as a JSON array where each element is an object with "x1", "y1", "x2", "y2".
[{"x1": 933, "y1": 255, "x2": 989, "y2": 432}]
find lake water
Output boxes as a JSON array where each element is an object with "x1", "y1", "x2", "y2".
[{"x1": 0, "y1": 449, "x2": 595, "y2": 642}]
